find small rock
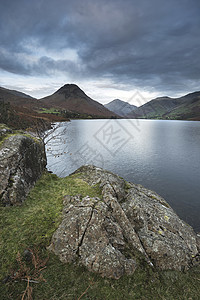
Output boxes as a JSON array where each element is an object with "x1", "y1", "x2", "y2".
[
  {"x1": 23, "y1": 249, "x2": 33, "y2": 262},
  {"x1": 2, "y1": 275, "x2": 11, "y2": 284}
]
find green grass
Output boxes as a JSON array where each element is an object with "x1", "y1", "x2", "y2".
[
  {"x1": 38, "y1": 108, "x2": 61, "y2": 114},
  {"x1": 0, "y1": 172, "x2": 200, "y2": 299},
  {"x1": 0, "y1": 172, "x2": 102, "y2": 279}
]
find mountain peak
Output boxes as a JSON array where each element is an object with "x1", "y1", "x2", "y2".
[
  {"x1": 54, "y1": 84, "x2": 88, "y2": 99},
  {"x1": 41, "y1": 84, "x2": 117, "y2": 117},
  {"x1": 61, "y1": 83, "x2": 79, "y2": 89},
  {"x1": 56, "y1": 84, "x2": 83, "y2": 93},
  {"x1": 109, "y1": 99, "x2": 126, "y2": 104},
  {"x1": 105, "y1": 99, "x2": 137, "y2": 117}
]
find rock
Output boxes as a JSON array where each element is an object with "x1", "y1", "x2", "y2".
[
  {"x1": 122, "y1": 183, "x2": 198, "y2": 270},
  {"x1": 48, "y1": 195, "x2": 137, "y2": 279},
  {"x1": 0, "y1": 124, "x2": 13, "y2": 138},
  {"x1": 48, "y1": 165, "x2": 200, "y2": 278},
  {"x1": 0, "y1": 131, "x2": 46, "y2": 205},
  {"x1": 197, "y1": 233, "x2": 200, "y2": 250},
  {"x1": 23, "y1": 249, "x2": 33, "y2": 262}
]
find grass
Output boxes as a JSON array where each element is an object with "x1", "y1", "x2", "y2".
[
  {"x1": 38, "y1": 108, "x2": 61, "y2": 115},
  {"x1": 0, "y1": 172, "x2": 200, "y2": 299}
]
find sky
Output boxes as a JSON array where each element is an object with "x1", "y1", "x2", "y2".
[{"x1": 0, "y1": 0, "x2": 200, "y2": 105}]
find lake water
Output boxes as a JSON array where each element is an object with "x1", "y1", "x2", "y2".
[{"x1": 45, "y1": 119, "x2": 200, "y2": 232}]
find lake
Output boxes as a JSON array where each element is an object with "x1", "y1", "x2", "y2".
[{"x1": 45, "y1": 119, "x2": 200, "y2": 232}]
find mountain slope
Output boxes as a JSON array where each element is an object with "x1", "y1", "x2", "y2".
[
  {"x1": 0, "y1": 86, "x2": 39, "y2": 109},
  {"x1": 0, "y1": 86, "x2": 66, "y2": 128},
  {"x1": 163, "y1": 97, "x2": 200, "y2": 121},
  {"x1": 105, "y1": 99, "x2": 137, "y2": 117},
  {"x1": 40, "y1": 84, "x2": 117, "y2": 118},
  {"x1": 127, "y1": 91, "x2": 200, "y2": 120},
  {"x1": 1, "y1": 87, "x2": 34, "y2": 99}
]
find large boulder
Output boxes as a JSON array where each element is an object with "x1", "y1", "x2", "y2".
[
  {"x1": 48, "y1": 165, "x2": 200, "y2": 279},
  {"x1": 0, "y1": 130, "x2": 46, "y2": 205}
]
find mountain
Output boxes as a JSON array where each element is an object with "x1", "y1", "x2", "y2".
[
  {"x1": 40, "y1": 84, "x2": 117, "y2": 118},
  {"x1": 163, "y1": 95, "x2": 200, "y2": 121},
  {"x1": 0, "y1": 87, "x2": 34, "y2": 99},
  {"x1": 104, "y1": 99, "x2": 137, "y2": 117},
  {"x1": 1, "y1": 84, "x2": 200, "y2": 122},
  {"x1": 127, "y1": 91, "x2": 200, "y2": 121},
  {"x1": 0, "y1": 86, "x2": 66, "y2": 128},
  {"x1": 0, "y1": 86, "x2": 39, "y2": 109}
]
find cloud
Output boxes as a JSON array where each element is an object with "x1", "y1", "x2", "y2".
[{"x1": 0, "y1": 0, "x2": 200, "y2": 98}]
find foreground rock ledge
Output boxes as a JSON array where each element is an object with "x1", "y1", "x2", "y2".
[
  {"x1": 0, "y1": 129, "x2": 47, "y2": 205},
  {"x1": 48, "y1": 165, "x2": 200, "y2": 279}
]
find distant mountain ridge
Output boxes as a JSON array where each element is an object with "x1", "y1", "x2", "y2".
[
  {"x1": 1, "y1": 84, "x2": 200, "y2": 121},
  {"x1": 0, "y1": 86, "x2": 36, "y2": 105},
  {"x1": 127, "y1": 91, "x2": 200, "y2": 120},
  {"x1": 1, "y1": 88, "x2": 34, "y2": 99},
  {"x1": 104, "y1": 99, "x2": 137, "y2": 117},
  {"x1": 40, "y1": 84, "x2": 117, "y2": 118}
]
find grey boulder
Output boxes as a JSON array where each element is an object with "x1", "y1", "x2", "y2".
[
  {"x1": 0, "y1": 133, "x2": 46, "y2": 205},
  {"x1": 49, "y1": 165, "x2": 200, "y2": 278}
]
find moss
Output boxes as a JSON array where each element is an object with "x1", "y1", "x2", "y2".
[
  {"x1": 0, "y1": 171, "x2": 200, "y2": 299},
  {"x1": 158, "y1": 230, "x2": 164, "y2": 235},
  {"x1": 0, "y1": 124, "x2": 10, "y2": 130},
  {"x1": 0, "y1": 132, "x2": 17, "y2": 147},
  {"x1": 22, "y1": 133, "x2": 41, "y2": 144},
  {"x1": 0, "y1": 131, "x2": 41, "y2": 149},
  {"x1": 124, "y1": 181, "x2": 132, "y2": 191},
  {"x1": 164, "y1": 215, "x2": 169, "y2": 221},
  {"x1": 150, "y1": 195, "x2": 170, "y2": 208}
]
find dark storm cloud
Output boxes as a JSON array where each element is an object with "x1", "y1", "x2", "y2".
[
  {"x1": 0, "y1": 0, "x2": 200, "y2": 94},
  {"x1": 0, "y1": 48, "x2": 81, "y2": 77}
]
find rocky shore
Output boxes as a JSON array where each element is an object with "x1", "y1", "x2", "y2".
[{"x1": 0, "y1": 126, "x2": 199, "y2": 280}]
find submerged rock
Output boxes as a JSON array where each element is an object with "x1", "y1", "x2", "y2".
[
  {"x1": 49, "y1": 165, "x2": 200, "y2": 278},
  {"x1": 0, "y1": 132, "x2": 46, "y2": 205}
]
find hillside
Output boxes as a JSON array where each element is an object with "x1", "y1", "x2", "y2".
[
  {"x1": 1, "y1": 85, "x2": 200, "y2": 122},
  {"x1": 105, "y1": 99, "x2": 137, "y2": 117},
  {"x1": 163, "y1": 93, "x2": 200, "y2": 121},
  {"x1": 0, "y1": 87, "x2": 67, "y2": 129},
  {"x1": 40, "y1": 84, "x2": 117, "y2": 118},
  {"x1": 0, "y1": 86, "x2": 39, "y2": 109},
  {"x1": 127, "y1": 91, "x2": 200, "y2": 120},
  {"x1": 0, "y1": 86, "x2": 33, "y2": 99}
]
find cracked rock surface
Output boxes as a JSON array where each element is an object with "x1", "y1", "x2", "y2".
[
  {"x1": 49, "y1": 165, "x2": 200, "y2": 279},
  {"x1": 0, "y1": 133, "x2": 46, "y2": 205}
]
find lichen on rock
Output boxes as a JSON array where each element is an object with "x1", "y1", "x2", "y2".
[
  {"x1": 48, "y1": 194, "x2": 137, "y2": 279},
  {"x1": 49, "y1": 165, "x2": 200, "y2": 279},
  {"x1": 0, "y1": 124, "x2": 13, "y2": 139}
]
